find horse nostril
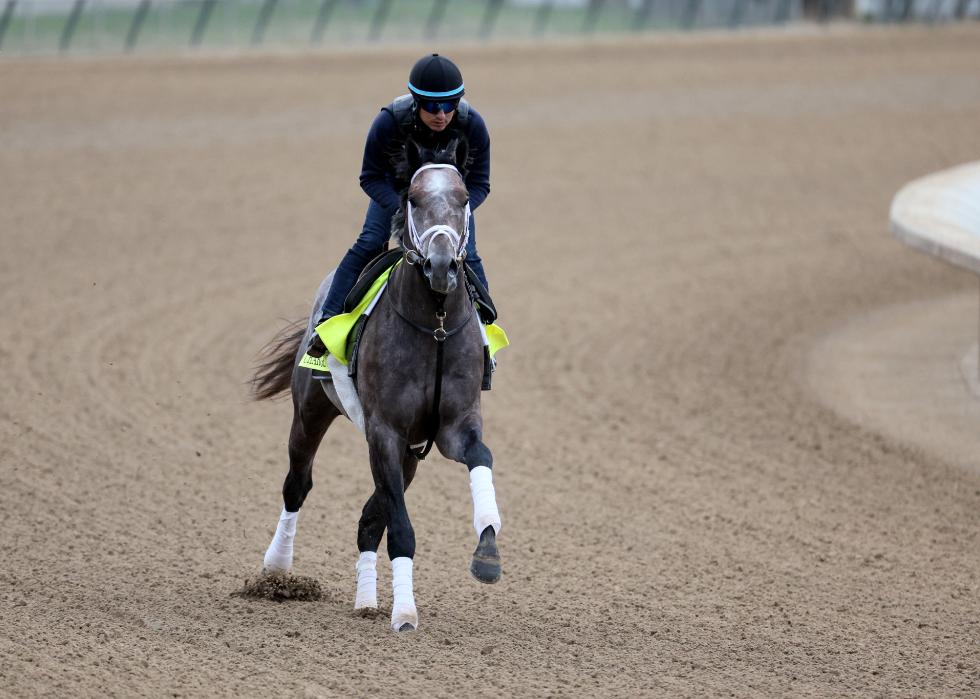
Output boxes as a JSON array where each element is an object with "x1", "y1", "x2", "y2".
[{"x1": 422, "y1": 259, "x2": 432, "y2": 276}]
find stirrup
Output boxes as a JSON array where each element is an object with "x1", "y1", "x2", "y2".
[
  {"x1": 307, "y1": 331, "x2": 327, "y2": 359},
  {"x1": 306, "y1": 328, "x2": 331, "y2": 381}
]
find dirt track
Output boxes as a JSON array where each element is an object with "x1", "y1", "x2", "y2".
[{"x1": 1, "y1": 26, "x2": 979, "y2": 697}]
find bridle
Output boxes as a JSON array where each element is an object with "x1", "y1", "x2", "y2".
[{"x1": 403, "y1": 163, "x2": 471, "y2": 265}]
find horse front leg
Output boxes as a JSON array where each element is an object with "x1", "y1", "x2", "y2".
[
  {"x1": 263, "y1": 380, "x2": 339, "y2": 571},
  {"x1": 352, "y1": 452, "x2": 418, "y2": 614},
  {"x1": 437, "y1": 419, "x2": 502, "y2": 584},
  {"x1": 366, "y1": 421, "x2": 418, "y2": 632}
]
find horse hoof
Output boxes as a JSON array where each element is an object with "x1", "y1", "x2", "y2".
[
  {"x1": 354, "y1": 606, "x2": 379, "y2": 619},
  {"x1": 470, "y1": 526, "x2": 502, "y2": 584},
  {"x1": 261, "y1": 560, "x2": 292, "y2": 574},
  {"x1": 263, "y1": 549, "x2": 293, "y2": 573},
  {"x1": 391, "y1": 605, "x2": 418, "y2": 632},
  {"x1": 470, "y1": 556, "x2": 502, "y2": 584}
]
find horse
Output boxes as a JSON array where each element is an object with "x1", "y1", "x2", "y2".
[{"x1": 250, "y1": 137, "x2": 502, "y2": 632}]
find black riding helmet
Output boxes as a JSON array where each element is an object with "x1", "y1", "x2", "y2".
[{"x1": 407, "y1": 53, "x2": 465, "y2": 102}]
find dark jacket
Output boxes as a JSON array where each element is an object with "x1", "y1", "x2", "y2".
[{"x1": 359, "y1": 98, "x2": 491, "y2": 213}]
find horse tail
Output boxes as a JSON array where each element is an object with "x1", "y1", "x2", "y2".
[{"x1": 250, "y1": 319, "x2": 306, "y2": 401}]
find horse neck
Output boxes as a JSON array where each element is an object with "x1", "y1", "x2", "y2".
[{"x1": 390, "y1": 261, "x2": 469, "y2": 324}]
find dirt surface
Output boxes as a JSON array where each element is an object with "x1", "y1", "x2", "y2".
[
  {"x1": 2, "y1": 26, "x2": 979, "y2": 697},
  {"x1": 809, "y1": 291, "x2": 980, "y2": 477}
]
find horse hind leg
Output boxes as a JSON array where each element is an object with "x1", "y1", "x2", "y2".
[
  {"x1": 353, "y1": 451, "x2": 419, "y2": 615},
  {"x1": 352, "y1": 495, "x2": 384, "y2": 612},
  {"x1": 263, "y1": 382, "x2": 340, "y2": 572}
]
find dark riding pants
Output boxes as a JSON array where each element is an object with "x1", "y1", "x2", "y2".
[{"x1": 319, "y1": 200, "x2": 488, "y2": 318}]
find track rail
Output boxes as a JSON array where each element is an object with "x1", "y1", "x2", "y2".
[{"x1": 890, "y1": 160, "x2": 980, "y2": 381}]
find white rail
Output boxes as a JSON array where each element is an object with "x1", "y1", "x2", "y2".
[
  {"x1": 891, "y1": 161, "x2": 980, "y2": 275},
  {"x1": 890, "y1": 160, "x2": 980, "y2": 387}
]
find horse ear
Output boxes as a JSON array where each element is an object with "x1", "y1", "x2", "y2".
[{"x1": 405, "y1": 137, "x2": 424, "y2": 175}]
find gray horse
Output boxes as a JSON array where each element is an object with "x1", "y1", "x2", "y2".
[{"x1": 250, "y1": 139, "x2": 502, "y2": 632}]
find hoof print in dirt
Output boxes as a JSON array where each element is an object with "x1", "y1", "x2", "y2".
[{"x1": 234, "y1": 570, "x2": 323, "y2": 602}]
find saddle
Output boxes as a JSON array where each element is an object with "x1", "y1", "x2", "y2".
[
  {"x1": 343, "y1": 249, "x2": 403, "y2": 314},
  {"x1": 304, "y1": 252, "x2": 506, "y2": 391}
]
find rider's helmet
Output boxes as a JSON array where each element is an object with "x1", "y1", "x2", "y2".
[{"x1": 408, "y1": 53, "x2": 465, "y2": 105}]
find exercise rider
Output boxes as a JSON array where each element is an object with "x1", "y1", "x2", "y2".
[{"x1": 308, "y1": 53, "x2": 491, "y2": 358}]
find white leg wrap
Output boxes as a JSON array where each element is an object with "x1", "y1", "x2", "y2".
[
  {"x1": 354, "y1": 551, "x2": 378, "y2": 610},
  {"x1": 263, "y1": 508, "x2": 298, "y2": 572},
  {"x1": 469, "y1": 466, "x2": 501, "y2": 538},
  {"x1": 390, "y1": 557, "x2": 418, "y2": 631}
]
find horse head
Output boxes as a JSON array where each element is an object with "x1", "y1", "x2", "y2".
[{"x1": 401, "y1": 137, "x2": 470, "y2": 295}]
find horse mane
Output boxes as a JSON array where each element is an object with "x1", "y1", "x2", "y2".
[
  {"x1": 390, "y1": 135, "x2": 470, "y2": 246},
  {"x1": 392, "y1": 136, "x2": 469, "y2": 182}
]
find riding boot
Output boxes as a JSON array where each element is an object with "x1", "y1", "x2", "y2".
[{"x1": 306, "y1": 315, "x2": 332, "y2": 358}]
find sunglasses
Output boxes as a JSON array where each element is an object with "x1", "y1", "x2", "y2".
[{"x1": 419, "y1": 100, "x2": 458, "y2": 114}]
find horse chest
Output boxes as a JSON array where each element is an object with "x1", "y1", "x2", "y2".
[{"x1": 356, "y1": 315, "x2": 481, "y2": 425}]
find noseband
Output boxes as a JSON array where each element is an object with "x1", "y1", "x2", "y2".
[{"x1": 404, "y1": 163, "x2": 471, "y2": 263}]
